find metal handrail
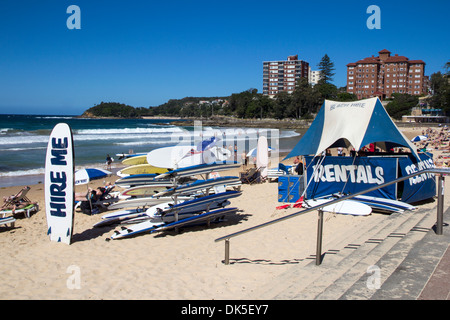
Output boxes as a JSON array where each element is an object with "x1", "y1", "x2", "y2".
[{"x1": 215, "y1": 168, "x2": 450, "y2": 265}]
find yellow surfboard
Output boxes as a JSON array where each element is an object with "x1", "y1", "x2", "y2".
[
  {"x1": 122, "y1": 155, "x2": 148, "y2": 166},
  {"x1": 118, "y1": 164, "x2": 168, "y2": 176}
]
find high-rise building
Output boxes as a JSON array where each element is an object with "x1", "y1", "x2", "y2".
[
  {"x1": 263, "y1": 55, "x2": 309, "y2": 97},
  {"x1": 346, "y1": 49, "x2": 429, "y2": 100},
  {"x1": 309, "y1": 68, "x2": 321, "y2": 86}
]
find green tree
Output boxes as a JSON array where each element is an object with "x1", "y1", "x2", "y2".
[
  {"x1": 385, "y1": 93, "x2": 418, "y2": 120},
  {"x1": 317, "y1": 54, "x2": 335, "y2": 84}
]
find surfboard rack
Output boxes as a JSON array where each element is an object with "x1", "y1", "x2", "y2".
[{"x1": 215, "y1": 168, "x2": 450, "y2": 266}]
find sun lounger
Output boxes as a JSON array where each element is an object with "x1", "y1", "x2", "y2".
[
  {"x1": 0, "y1": 203, "x2": 39, "y2": 218},
  {"x1": 0, "y1": 216, "x2": 16, "y2": 229},
  {"x1": 1, "y1": 186, "x2": 38, "y2": 218}
]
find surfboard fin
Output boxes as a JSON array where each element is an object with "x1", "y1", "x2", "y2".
[{"x1": 47, "y1": 227, "x2": 51, "y2": 235}]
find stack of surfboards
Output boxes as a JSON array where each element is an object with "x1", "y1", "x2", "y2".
[
  {"x1": 97, "y1": 190, "x2": 242, "y2": 239},
  {"x1": 99, "y1": 144, "x2": 242, "y2": 239}
]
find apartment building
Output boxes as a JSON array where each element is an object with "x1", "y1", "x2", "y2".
[
  {"x1": 347, "y1": 49, "x2": 429, "y2": 100},
  {"x1": 309, "y1": 68, "x2": 321, "y2": 86},
  {"x1": 263, "y1": 55, "x2": 309, "y2": 97}
]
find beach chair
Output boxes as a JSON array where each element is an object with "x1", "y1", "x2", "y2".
[
  {"x1": 240, "y1": 167, "x2": 263, "y2": 184},
  {"x1": 0, "y1": 186, "x2": 38, "y2": 218},
  {"x1": 1, "y1": 186, "x2": 31, "y2": 208}
]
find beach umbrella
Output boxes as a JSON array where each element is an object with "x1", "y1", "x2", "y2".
[
  {"x1": 246, "y1": 146, "x2": 272, "y2": 158},
  {"x1": 75, "y1": 168, "x2": 111, "y2": 185},
  {"x1": 411, "y1": 135, "x2": 428, "y2": 142}
]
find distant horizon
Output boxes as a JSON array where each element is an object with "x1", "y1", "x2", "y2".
[{"x1": 1, "y1": 0, "x2": 448, "y2": 115}]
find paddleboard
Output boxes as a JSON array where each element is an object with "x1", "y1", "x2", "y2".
[
  {"x1": 117, "y1": 164, "x2": 168, "y2": 177},
  {"x1": 121, "y1": 155, "x2": 148, "y2": 165},
  {"x1": 146, "y1": 146, "x2": 195, "y2": 169},
  {"x1": 257, "y1": 136, "x2": 269, "y2": 178},
  {"x1": 156, "y1": 162, "x2": 241, "y2": 180},
  {"x1": 120, "y1": 184, "x2": 174, "y2": 197},
  {"x1": 303, "y1": 199, "x2": 372, "y2": 216},
  {"x1": 44, "y1": 123, "x2": 75, "y2": 244},
  {"x1": 153, "y1": 176, "x2": 241, "y2": 197},
  {"x1": 107, "y1": 196, "x2": 192, "y2": 210}
]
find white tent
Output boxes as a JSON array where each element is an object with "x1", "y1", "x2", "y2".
[{"x1": 284, "y1": 97, "x2": 419, "y2": 160}]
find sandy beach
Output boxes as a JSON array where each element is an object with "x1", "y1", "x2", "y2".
[{"x1": 0, "y1": 125, "x2": 448, "y2": 300}]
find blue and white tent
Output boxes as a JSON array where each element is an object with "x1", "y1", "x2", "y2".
[{"x1": 284, "y1": 97, "x2": 420, "y2": 161}]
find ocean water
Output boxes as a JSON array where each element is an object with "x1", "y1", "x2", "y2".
[{"x1": 0, "y1": 114, "x2": 302, "y2": 187}]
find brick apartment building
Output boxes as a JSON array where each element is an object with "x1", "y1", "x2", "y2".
[
  {"x1": 263, "y1": 55, "x2": 309, "y2": 97},
  {"x1": 347, "y1": 49, "x2": 429, "y2": 100}
]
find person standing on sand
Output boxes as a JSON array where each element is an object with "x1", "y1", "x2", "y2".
[{"x1": 106, "y1": 154, "x2": 112, "y2": 170}]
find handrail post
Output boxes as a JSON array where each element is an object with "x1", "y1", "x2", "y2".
[
  {"x1": 437, "y1": 174, "x2": 444, "y2": 235},
  {"x1": 224, "y1": 239, "x2": 230, "y2": 265},
  {"x1": 316, "y1": 209, "x2": 324, "y2": 265}
]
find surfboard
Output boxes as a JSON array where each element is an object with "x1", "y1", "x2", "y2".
[
  {"x1": 151, "y1": 207, "x2": 239, "y2": 233},
  {"x1": 110, "y1": 206, "x2": 239, "y2": 239},
  {"x1": 155, "y1": 162, "x2": 241, "y2": 180},
  {"x1": 107, "y1": 195, "x2": 192, "y2": 210},
  {"x1": 93, "y1": 210, "x2": 147, "y2": 228},
  {"x1": 173, "y1": 149, "x2": 216, "y2": 168},
  {"x1": 116, "y1": 153, "x2": 146, "y2": 160},
  {"x1": 120, "y1": 184, "x2": 173, "y2": 197},
  {"x1": 149, "y1": 190, "x2": 241, "y2": 218},
  {"x1": 351, "y1": 199, "x2": 404, "y2": 214},
  {"x1": 153, "y1": 176, "x2": 241, "y2": 197},
  {"x1": 95, "y1": 202, "x2": 172, "y2": 228},
  {"x1": 257, "y1": 136, "x2": 269, "y2": 178},
  {"x1": 115, "y1": 174, "x2": 159, "y2": 187},
  {"x1": 121, "y1": 155, "x2": 148, "y2": 166},
  {"x1": 146, "y1": 146, "x2": 195, "y2": 169},
  {"x1": 303, "y1": 199, "x2": 372, "y2": 216},
  {"x1": 351, "y1": 195, "x2": 416, "y2": 211},
  {"x1": 101, "y1": 207, "x2": 148, "y2": 220},
  {"x1": 44, "y1": 123, "x2": 75, "y2": 244},
  {"x1": 117, "y1": 164, "x2": 168, "y2": 177}
]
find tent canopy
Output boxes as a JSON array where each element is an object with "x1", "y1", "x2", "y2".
[{"x1": 284, "y1": 97, "x2": 419, "y2": 160}]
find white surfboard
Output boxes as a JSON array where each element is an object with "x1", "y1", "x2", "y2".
[
  {"x1": 44, "y1": 123, "x2": 75, "y2": 244},
  {"x1": 146, "y1": 146, "x2": 194, "y2": 169},
  {"x1": 257, "y1": 136, "x2": 269, "y2": 178},
  {"x1": 107, "y1": 196, "x2": 192, "y2": 210},
  {"x1": 303, "y1": 198, "x2": 372, "y2": 216}
]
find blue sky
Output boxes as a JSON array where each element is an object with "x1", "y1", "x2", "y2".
[{"x1": 0, "y1": 0, "x2": 448, "y2": 115}]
